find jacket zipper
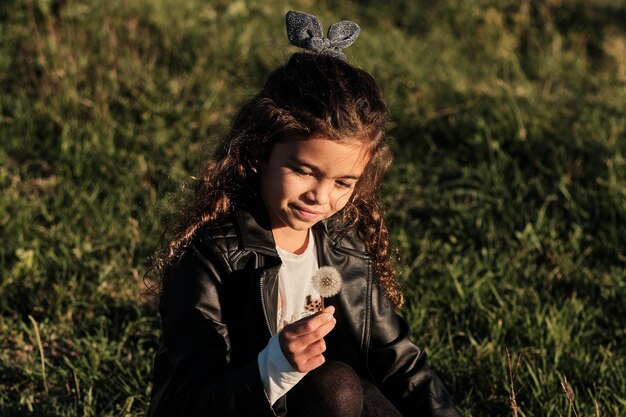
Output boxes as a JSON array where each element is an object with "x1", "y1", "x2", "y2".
[
  {"x1": 364, "y1": 257, "x2": 376, "y2": 382},
  {"x1": 260, "y1": 271, "x2": 283, "y2": 417},
  {"x1": 259, "y1": 272, "x2": 275, "y2": 336}
]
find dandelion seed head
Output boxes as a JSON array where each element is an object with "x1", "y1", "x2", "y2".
[{"x1": 312, "y1": 266, "x2": 342, "y2": 298}]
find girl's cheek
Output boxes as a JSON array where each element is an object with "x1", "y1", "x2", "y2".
[{"x1": 333, "y1": 190, "x2": 353, "y2": 209}]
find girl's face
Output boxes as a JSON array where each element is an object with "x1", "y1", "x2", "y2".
[{"x1": 259, "y1": 135, "x2": 370, "y2": 250}]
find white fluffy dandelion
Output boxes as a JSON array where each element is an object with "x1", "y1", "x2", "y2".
[{"x1": 312, "y1": 266, "x2": 342, "y2": 308}]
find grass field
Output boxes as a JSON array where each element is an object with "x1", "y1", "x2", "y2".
[{"x1": 1, "y1": 0, "x2": 625, "y2": 415}]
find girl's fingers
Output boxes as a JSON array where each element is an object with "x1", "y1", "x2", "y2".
[
  {"x1": 281, "y1": 316, "x2": 336, "y2": 348},
  {"x1": 300, "y1": 353, "x2": 326, "y2": 373},
  {"x1": 292, "y1": 317, "x2": 336, "y2": 346},
  {"x1": 283, "y1": 306, "x2": 335, "y2": 337},
  {"x1": 290, "y1": 339, "x2": 328, "y2": 372},
  {"x1": 301, "y1": 337, "x2": 327, "y2": 357},
  {"x1": 278, "y1": 306, "x2": 337, "y2": 371},
  {"x1": 280, "y1": 317, "x2": 336, "y2": 353}
]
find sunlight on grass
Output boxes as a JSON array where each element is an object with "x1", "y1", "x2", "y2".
[{"x1": 1, "y1": 0, "x2": 625, "y2": 415}]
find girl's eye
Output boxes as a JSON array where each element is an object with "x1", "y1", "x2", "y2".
[
  {"x1": 291, "y1": 166, "x2": 313, "y2": 176},
  {"x1": 335, "y1": 181, "x2": 354, "y2": 189}
]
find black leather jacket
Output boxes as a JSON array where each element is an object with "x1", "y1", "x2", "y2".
[{"x1": 147, "y1": 200, "x2": 462, "y2": 417}]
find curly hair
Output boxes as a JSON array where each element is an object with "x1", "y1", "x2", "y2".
[{"x1": 150, "y1": 52, "x2": 404, "y2": 309}]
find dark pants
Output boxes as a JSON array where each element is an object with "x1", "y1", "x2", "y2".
[{"x1": 285, "y1": 361, "x2": 403, "y2": 417}]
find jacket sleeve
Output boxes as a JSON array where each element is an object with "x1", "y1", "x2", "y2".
[
  {"x1": 147, "y1": 241, "x2": 275, "y2": 417},
  {"x1": 367, "y1": 283, "x2": 462, "y2": 417}
]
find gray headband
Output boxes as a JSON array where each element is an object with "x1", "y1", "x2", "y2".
[{"x1": 286, "y1": 10, "x2": 360, "y2": 61}]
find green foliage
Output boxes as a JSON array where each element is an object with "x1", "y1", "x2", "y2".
[{"x1": 1, "y1": 0, "x2": 624, "y2": 415}]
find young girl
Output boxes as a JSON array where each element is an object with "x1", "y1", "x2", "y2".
[{"x1": 147, "y1": 11, "x2": 461, "y2": 417}]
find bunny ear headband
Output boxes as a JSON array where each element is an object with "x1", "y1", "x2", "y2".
[{"x1": 286, "y1": 10, "x2": 360, "y2": 61}]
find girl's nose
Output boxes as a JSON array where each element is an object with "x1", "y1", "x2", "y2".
[{"x1": 305, "y1": 180, "x2": 331, "y2": 206}]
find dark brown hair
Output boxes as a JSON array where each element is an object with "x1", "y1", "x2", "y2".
[{"x1": 151, "y1": 52, "x2": 404, "y2": 309}]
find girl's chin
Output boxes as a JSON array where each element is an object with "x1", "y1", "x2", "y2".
[{"x1": 285, "y1": 217, "x2": 320, "y2": 231}]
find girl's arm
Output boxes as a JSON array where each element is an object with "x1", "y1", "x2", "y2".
[
  {"x1": 147, "y1": 243, "x2": 275, "y2": 417},
  {"x1": 259, "y1": 306, "x2": 336, "y2": 405},
  {"x1": 367, "y1": 282, "x2": 463, "y2": 417}
]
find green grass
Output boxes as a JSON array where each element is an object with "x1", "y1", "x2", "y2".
[{"x1": 1, "y1": 0, "x2": 625, "y2": 415}]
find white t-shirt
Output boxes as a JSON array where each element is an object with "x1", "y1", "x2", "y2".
[
  {"x1": 276, "y1": 231, "x2": 322, "y2": 329},
  {"x1": 257, "y1": 229, "x2": 323, "y2": 405}
]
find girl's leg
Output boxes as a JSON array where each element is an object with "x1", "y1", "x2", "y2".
[
  {"x1": 286, "y1": 361, "x2": 363, "y2": 417},
  {"x1": 359, "y1": 377, "x2": 403, "y2": 417}
]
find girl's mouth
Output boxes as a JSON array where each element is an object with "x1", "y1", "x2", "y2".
[{"x1": 291, "y1": 204, "x2": 322, "y2": 221}]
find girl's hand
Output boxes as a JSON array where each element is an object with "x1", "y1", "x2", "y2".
[{"x1": 278, "y1": 306, "x2": 336, "y2": 373}]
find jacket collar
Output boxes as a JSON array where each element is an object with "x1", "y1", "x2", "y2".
[{"x1": 233, "y1": 197, "x2": 278, "y2": 257}]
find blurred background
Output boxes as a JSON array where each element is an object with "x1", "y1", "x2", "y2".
[{"x1": 1, "y1": 0, "x2": 625, "y2": 415}]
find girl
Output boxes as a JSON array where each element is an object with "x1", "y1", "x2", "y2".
[{"x1": 147, "y1": 10, "x2": 461, "y2": 417}]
